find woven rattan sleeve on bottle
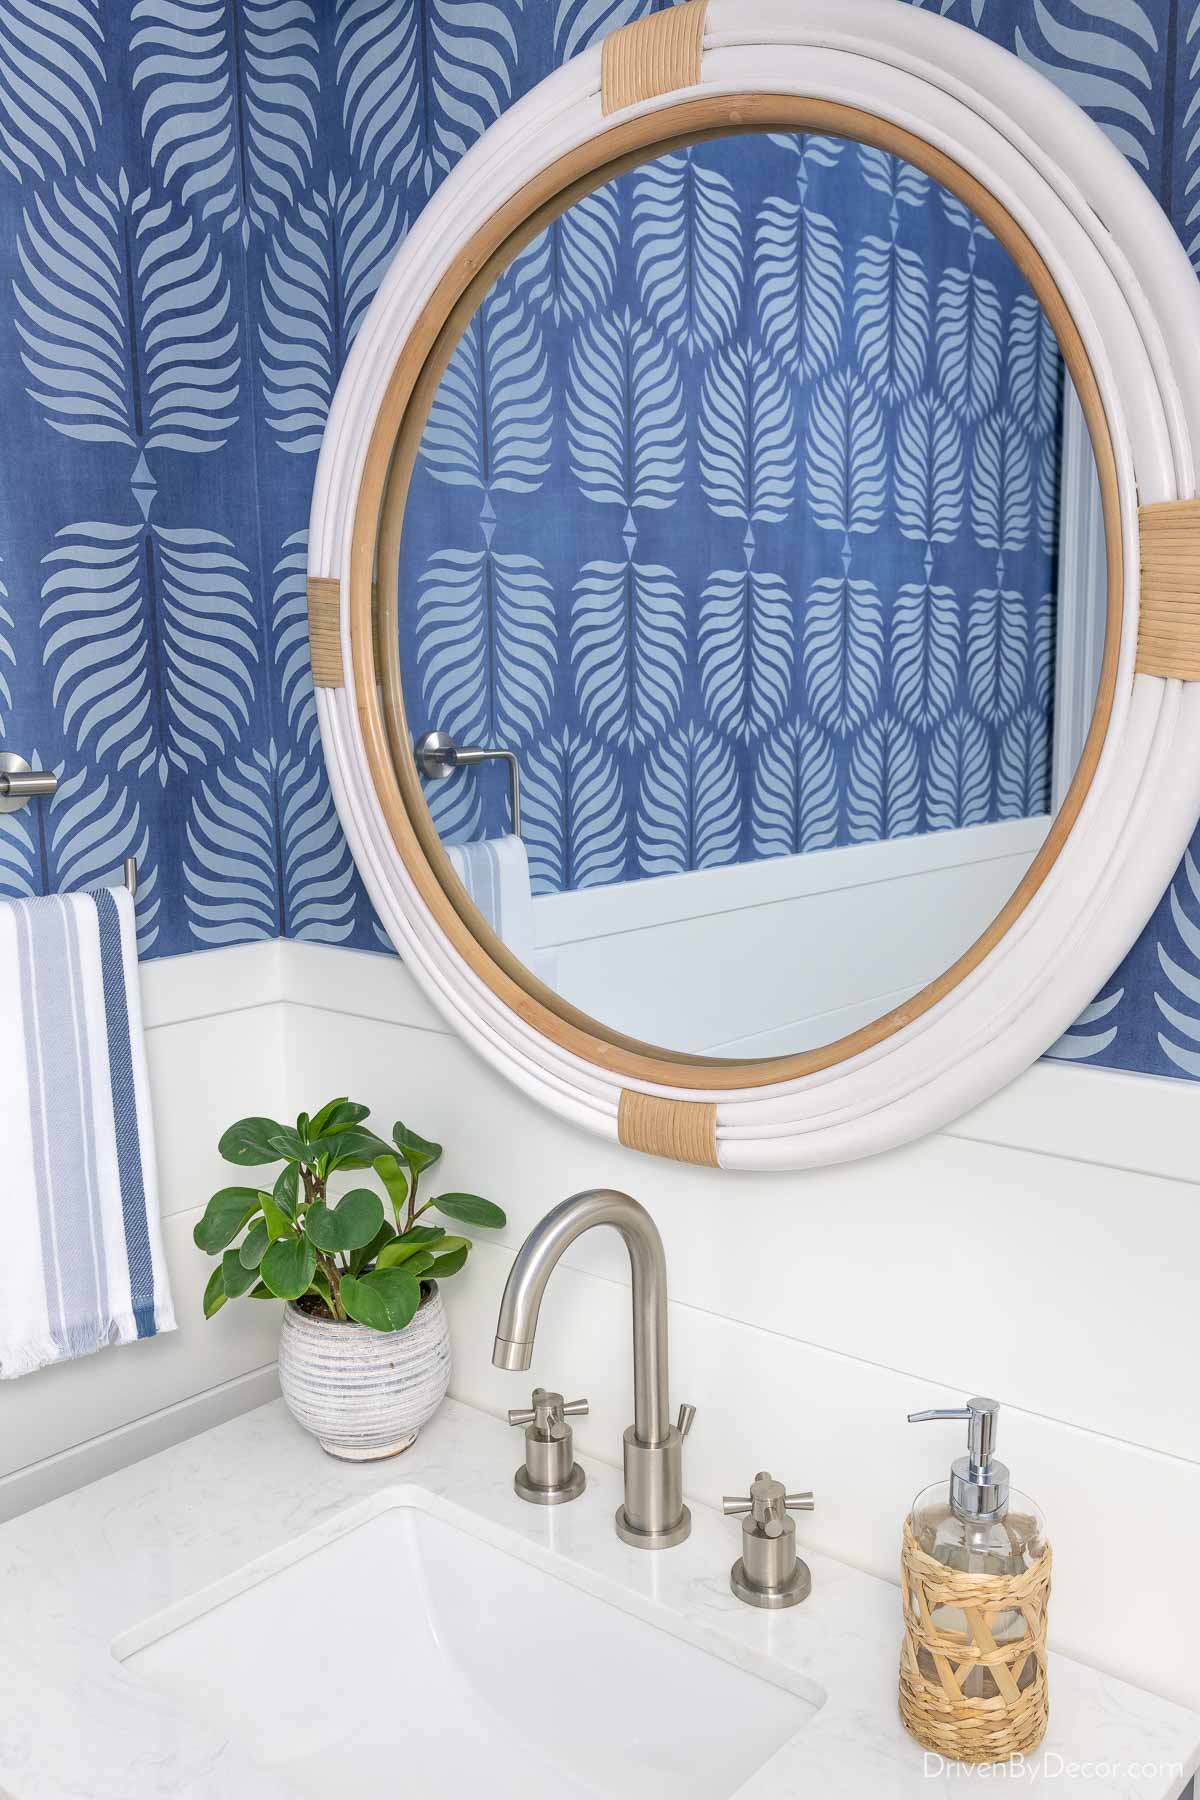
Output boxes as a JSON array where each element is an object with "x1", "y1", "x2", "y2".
[{"x1": 899, "y1": 1517, "x2": 1052, "y2": 1764}]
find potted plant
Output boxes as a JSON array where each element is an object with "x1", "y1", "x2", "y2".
[{"x1": 194, "y1": 1098, "x2": 506, "y2": 1460}]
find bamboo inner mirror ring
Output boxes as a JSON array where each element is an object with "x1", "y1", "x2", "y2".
[{"x1": 351, "y1": 94, "x2": 1122, "y2": 1096}]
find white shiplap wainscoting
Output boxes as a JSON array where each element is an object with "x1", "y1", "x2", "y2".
[
  {"x1": 4, "y1": 939, "x2": 1199, "y2": 1720},
  {"x1": 283, "y1": 945, "x2": 1200, "y2": 1716}
]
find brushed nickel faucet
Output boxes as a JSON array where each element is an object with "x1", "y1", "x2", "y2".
[{"x1": 492, "y1": 1189, "x2": 695, "y2": 1548}]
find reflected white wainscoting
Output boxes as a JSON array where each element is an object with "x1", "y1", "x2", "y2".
[
  {"x1": 5, "y1": 938, "x2": 1200, "y2": 1722},
  {"x1": 531, "y1": 818, "x2": 1049, "y2": 1055}
]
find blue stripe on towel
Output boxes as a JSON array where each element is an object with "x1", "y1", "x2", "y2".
[
  {"x1": 14, "y1": 902, "x2": 69, "y2": 1351},
  {"x1": 94, "y1": 889, "x2": 155, "y2": 1338},
  {"x1": 18, "y1": 898, "x2": 112, "y2": 1357},
  {"x1": 61, "y1": 899, "x2": 111, "y2": 1339}
]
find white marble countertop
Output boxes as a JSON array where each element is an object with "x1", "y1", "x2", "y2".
[{"x1": 0, "y1": 1396, "x2": 1196, "y2": 1799}]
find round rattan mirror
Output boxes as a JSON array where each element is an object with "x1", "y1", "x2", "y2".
[{"x1": 309, "y1": 0, "x2": 1200, "y2": 1169}]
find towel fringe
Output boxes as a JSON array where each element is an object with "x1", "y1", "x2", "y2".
[{"x1": 0, "y1": 1311, "x2": 154, "y2": 1380}]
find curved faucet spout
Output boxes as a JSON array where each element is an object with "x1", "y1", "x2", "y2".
[
  {"x1": 492, "y1": 1189, "x2": 670, "y2": 1447},
  {"x1": 492, "y1": 1333, "x2": 534, "y2": 1373}
]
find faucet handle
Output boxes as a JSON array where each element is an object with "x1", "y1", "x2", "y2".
[
  {"x1": 725, "y1": 1472, "x2": 815, "y2": 1609},
  {"x1": 676, "y1": 1402, "x2": 696, "y2": 1440},
  {"x1": 508, "y1": 1387, "x2": 587, "y2": 1507},
  {"x1": 722, "y1": 1473, "x2": 816, "y2": 1533},
  {"x1": 507, "y1": 1388, "x2": 589, "y2": 1433}
]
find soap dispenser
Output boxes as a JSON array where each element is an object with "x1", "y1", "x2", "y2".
[{"x1": 899, "y1": 1397, "x2": 1052, "y2": 1764}]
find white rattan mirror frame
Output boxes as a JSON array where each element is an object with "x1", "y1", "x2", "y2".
[{"x1": 309, "y1": 0, "x2": 1200, "y2": 1170}]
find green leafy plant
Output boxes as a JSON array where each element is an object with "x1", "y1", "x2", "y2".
[{"x1": 194, "y1": 1099, "x2": 506, "y2": 1334}]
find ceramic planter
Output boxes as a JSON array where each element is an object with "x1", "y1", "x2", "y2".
[{"x1": 278, "y1": 1283, "x2": 451, "y2": 1460}]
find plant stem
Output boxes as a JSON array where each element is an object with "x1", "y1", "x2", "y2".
[
  {"x1": 406, "y1": 1167, "x2": 420, "y2": 1233},
  {"x1": 319, "y1": 1251, "x2": 345, "y2": 1320}
]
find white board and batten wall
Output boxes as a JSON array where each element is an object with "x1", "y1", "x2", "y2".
[{"x1": 3, "y1": 938, "x2": 1199, "y2": 1718}]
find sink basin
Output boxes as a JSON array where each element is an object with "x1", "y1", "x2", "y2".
[{"x1": 117, "y1": 1493, "x2": 818, "y2": 1799}]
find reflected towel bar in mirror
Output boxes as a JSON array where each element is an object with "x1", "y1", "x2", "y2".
[{"x1": 415, "y1": 731, "x2": 522, "y2": 836}]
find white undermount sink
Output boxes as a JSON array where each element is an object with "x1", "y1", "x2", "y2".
[{"x1": 116, "y1": 1493, "x2": 820, "y2": 1799}]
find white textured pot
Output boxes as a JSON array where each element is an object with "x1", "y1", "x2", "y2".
[{"x1": 278, "y1": 1283, "x2": 451, "y2": 1460}]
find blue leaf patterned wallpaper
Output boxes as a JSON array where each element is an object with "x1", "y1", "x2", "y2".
[
  {"x1": 396, "y1": 137, "x2": 1062, "y2": 891},
  {"x1": 0, "y1": 0, "x2": 1194, "y2": 1083}
]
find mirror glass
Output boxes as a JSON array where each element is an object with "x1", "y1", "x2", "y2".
[{"x1": 383, "y1": 130, "x2": 1105, "y2": 1062}]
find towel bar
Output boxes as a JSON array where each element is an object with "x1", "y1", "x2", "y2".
[
  {"x1": 0, "y1": 754, "x2": 57, "y2": 815},
  {"x1": 414, "y1": 731, "x2": 522, "y2": 836},
  {"x1": 0, "y1": 754, "x2": 139, "y2": 896}
]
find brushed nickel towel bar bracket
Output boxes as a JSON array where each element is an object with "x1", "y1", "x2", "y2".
[
  {"x1": 414, "y1": 730, "x2": 522, "y2": 836},
  {"x1": 0, "y1": 753, "x2": 57, "y2": 814},
  {"x1": 0, "y1": 754, "x2": 138, "y2": 895}
]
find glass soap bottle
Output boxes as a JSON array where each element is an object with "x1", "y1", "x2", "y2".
[{"x1": 907, "y1": 1397, "x2": 1046, "y2": 1700}]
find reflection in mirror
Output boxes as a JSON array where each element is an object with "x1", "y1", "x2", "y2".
[{"x1": 386, "y1": 131, "x2": 1105, "y2": 1062}]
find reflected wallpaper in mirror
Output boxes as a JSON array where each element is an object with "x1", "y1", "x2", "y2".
[{"x1": 389, "y1": 131, "x2": 1104, "y2": 1060}]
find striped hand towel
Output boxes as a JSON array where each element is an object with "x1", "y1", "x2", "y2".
[{"x1": 0, "y1": 888, "x2": 175, "y2": 1378}]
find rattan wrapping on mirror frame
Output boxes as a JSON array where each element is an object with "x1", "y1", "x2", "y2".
[
  {"x1": 600, "y1": 0, "x2": 708, "y2": 114},
  {"x1": 1137, "y1": 499, "x2": 1200, "y2": 680},
  {"x1": 617, "y1": 1091, "x2": 719, "y2": 1166},
  {"x1": 899, "y1": 1519, "x2": 1052, "y2": 1764},
  {"x1": 307, "y1": 578, "x2": 345, "y2": 688}
]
